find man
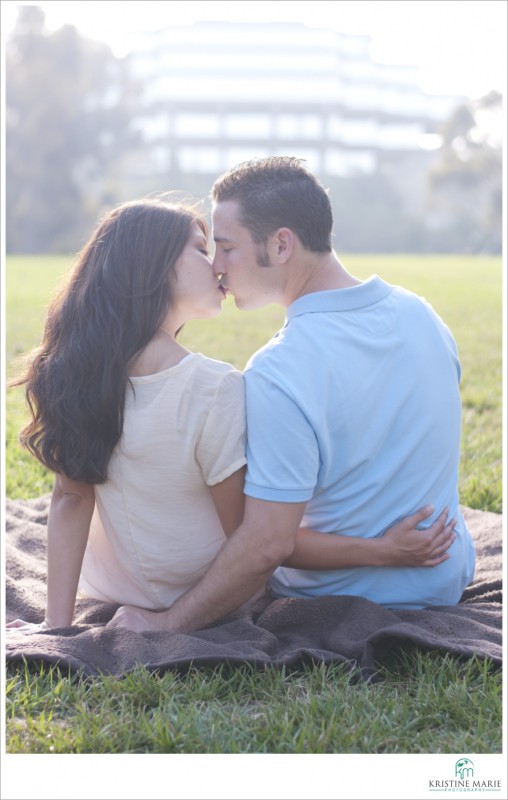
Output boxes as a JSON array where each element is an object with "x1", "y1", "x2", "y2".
[{"x1": 108, "y1": 157, "x2": 475, "y2": 632}]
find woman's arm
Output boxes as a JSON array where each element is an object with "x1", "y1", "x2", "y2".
[
  {"x1": 6, "y1": 474, "x2": 94, "y2": 631},
  {"x1": 284, "y1": 506, "x2": 456, "y2": 570},
  {"x1": 210, "y1": 466, "x2": 246, "y2": 537},
  {"x1": 46, "y1": 474, "x2": 95, "y2": 626},
  {"x1": 209, "y1": 472, "x2": 454, "y2": 570}
]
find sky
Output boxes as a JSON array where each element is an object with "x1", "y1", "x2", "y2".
[{"x1": 1, "y1": 0, "x2": 507, "y2": 100}]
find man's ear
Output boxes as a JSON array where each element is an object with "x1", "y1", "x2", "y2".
[{"x1": 272, "y1": 228, "x2": 294, "y2": 264}]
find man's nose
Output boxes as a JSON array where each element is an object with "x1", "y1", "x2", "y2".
[{"x1": 212, "y1": 253, "x2": 223, "y2": 276}]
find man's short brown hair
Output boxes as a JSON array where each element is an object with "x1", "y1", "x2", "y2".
[{"x1": 211, "y1": 156, "x2": 333, "y2": 252}]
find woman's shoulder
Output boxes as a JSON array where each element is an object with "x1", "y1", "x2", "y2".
[
  {"x1": 189, "y1": 355, "x2": 245, "y2": 406},
  {"x1": 192, "y1": 353, "x2": 244, "y2": 381}
]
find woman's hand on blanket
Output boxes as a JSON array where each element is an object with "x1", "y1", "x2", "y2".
[
  {"x1": 381, "y1": 506, "x2": 456, "y2": 567},
  {"x1": 106, "y1": 605, "x2": 168, "y2": 633},
  {"x1": 6, "y1": 619, "x2": 50, "y2": 634}
]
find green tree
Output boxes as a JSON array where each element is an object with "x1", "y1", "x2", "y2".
[
  {"x1": 6, "y1": 6, "x2": 142, "y2": 253},
  {"x1": 426, "y1": 91, "x2": 502, "y2": 253}
]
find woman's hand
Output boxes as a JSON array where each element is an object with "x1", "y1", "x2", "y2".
[
  {"x1": 381, "y1": 507, "x2": 456, "y2": 567},
  {"x1": 6, "y1": 619, "x2": 50, "y2": 634}
]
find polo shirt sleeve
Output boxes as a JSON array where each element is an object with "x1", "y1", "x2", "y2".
[
  {"x1": 421, "y1": 297, "x2": 462, "y2": 383},
  {"x1": 243, "y1": 368, "x2": 319, "y2": 503},
  {"x1": 196, "y1": 369, "x2": 247, "y2": 486}
]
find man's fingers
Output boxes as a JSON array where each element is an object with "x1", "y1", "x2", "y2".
[
  {"x1": 429, "y1": 507, "x2": 450, "y2": 531},
  {"x1": 404, "y1": 505, "x2": 449, "y2": 533},
  {"x1": 433, "y1": 519, "x2": 457, "y2": 545},
  {"x1": 405, "y1": 504, "x2": 436, "y2": 528},
  {"x1": 423, "y1": 520, "x2": 456, "y2": 560},
  {"x1": 423, "y1": 554, "x2": 450, "y2": 567},
  {"x1": 427, "y1": 511, "x2": 454, "y2": 538}
]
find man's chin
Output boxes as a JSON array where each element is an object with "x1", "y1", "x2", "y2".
[
  {"x1": 233, "y1": 295, "x2": 268, "y2": 312},
  {"x1": 234, "y1": 300, "x2": 256, "y2": 312}
]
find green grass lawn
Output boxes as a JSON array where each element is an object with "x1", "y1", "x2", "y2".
[
  {"x1": 5, "y1": 654, "x2": 501, "y2": 754},
  {"x1": 4, "y1": 253, "x2": 503, "y2": 758}
]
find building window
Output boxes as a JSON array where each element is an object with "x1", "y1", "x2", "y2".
[
  {"x1": 225, "y1": 114, "x2": 271, "y2": 138},
  {"x1": 177, "y1": 147, "x2": 221, "y2": 173},
  {"x1": 275, "y1": 114, "x2": 322, "y2": 140},
  {"x1": 174, "y1": 114, "x2": 221, "y2": 138}
]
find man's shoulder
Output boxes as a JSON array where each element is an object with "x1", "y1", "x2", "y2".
[
  {"x1": 390, "y1": 283, "x2": 451, "y2": 324},
  {"x1": 244, "y1": 326, "x2": 293, "y2": 375}
]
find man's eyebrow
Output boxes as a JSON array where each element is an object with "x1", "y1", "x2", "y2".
[{"x1": 213, "y1": 236, "x2": 232, "y2": 243}]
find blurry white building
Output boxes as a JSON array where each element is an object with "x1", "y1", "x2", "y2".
[{"x1": 128, "y1": 21, "x2": 463, "y2": 182}]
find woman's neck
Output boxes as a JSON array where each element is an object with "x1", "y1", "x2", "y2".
[{"x1": 129, "y1": 327, "x2": 190, "y2": 377}]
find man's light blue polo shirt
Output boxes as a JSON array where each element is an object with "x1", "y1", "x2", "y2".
[{"x1": 243, "y1": 276, "x2": 475, "y2": 609}]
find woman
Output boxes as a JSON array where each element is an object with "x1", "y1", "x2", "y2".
[{"x1": 7, "y1": 198, "x2": 454, "y2": 632}]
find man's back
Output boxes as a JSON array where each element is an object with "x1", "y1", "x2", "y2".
[{"x1": 243, "y1": 275, "x2": 475, "y2": 609}]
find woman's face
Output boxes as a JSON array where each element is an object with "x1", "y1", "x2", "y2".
[{"x1": 169, "y1": 222, "x2": 227, "y2": 324}]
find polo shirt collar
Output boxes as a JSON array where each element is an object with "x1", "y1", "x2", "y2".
[{"x1": 286, "y1": 275, "x2": 392, "y2": 321}]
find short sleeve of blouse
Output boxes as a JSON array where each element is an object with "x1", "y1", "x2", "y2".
[{"x1": 196, "y1": 368, "x2": 247, "y2": 486}]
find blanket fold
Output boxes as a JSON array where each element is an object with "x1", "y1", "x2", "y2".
[{"x1": 5, "y1": 496, "x2": 503, "y2": 677}]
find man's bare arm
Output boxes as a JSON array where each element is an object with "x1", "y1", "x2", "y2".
[{"x1": 106, "y1": 498, "x2": 305, "y2": 633}]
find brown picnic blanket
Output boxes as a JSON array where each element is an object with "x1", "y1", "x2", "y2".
[{"x1": 4, "y1": 495, "x2": 503, "y2": 678}]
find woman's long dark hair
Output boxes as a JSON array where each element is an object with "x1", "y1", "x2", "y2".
[{"x1": 14, "y1": 198, "x2": 207, "y2": 484}]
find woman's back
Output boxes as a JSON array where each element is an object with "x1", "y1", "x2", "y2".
[{"x1": 79, "y1": 353, "x2": 246, "y2": 609}]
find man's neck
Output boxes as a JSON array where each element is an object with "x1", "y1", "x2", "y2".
[{"x1": 284, "y1": 253, "x2": 362, "y2": 307}]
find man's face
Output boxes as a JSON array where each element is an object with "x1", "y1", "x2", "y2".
[{"x1": 212, "y1": 200, "x2": 278, "y2": 310}]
